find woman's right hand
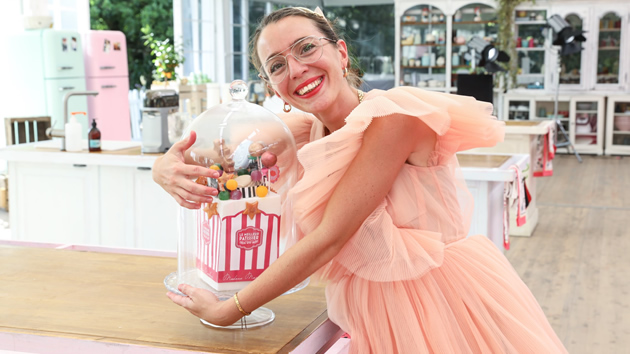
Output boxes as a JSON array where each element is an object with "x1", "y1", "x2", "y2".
[{"x1": 152, "y1": 131, "x2": 219, "y2": 209}]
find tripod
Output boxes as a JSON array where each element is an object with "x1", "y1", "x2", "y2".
[{"x1": 551, "y1": 46, "x2": 582, "y2": 163}]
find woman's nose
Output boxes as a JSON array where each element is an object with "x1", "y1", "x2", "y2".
[{"x1": 286, "y1": 55, "x2": 308, "y2": 79}]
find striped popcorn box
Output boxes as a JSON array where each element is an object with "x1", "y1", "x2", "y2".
[
  {"x1": 196, "y1": 193, "x2": 282, "y2": 291},
  {"x1": 237, "y1": 186, "x2": 257, "y2": 198}
]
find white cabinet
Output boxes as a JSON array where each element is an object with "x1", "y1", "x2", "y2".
[
  {"x1": 570, "y1": 96, "x2": 605, "y2": 155},
  {"x1": 605, "y1": 95, "x2": 630, "y2": 155},
  {"x1": 9, "y1": 162, "x2": 99, "y2": 245},
  {"x1": 7, "y1": 161, "x2": 179, "y2": 251}
]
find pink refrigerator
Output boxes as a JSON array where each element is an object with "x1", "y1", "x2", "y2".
[{"x1": 83, "y1": 30, "x2": 131, "y2": 141}]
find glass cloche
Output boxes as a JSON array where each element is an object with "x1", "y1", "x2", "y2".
[{"x1": 164, "y1": 80, "x2": 306, "y2": 328}]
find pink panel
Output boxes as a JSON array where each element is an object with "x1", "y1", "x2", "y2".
[
  {"x1": 83, "y1": 30, "x2": 129, "y2": 78},
  {"x1": 86, "y1": 77, "x2": 131, "y2": 141}
]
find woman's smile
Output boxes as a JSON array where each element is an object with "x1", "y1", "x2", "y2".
[{"x1": 295, "y1": 76, "x2": 324, "y2": 97}]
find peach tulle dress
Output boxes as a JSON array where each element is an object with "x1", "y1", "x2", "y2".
[{"x1": 281, "y1": 87, "x2": 567, "y2": 353}]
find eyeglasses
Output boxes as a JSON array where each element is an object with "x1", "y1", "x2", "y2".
[{"x1": 259, "y1": 36, "x2": 337, "y2": 85}]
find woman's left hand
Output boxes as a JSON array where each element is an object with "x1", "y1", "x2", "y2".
[{"x1": 166, "y1": 284, "x2": 243, "y2": 326}]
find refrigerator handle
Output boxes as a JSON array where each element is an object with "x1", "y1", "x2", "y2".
[
  {"x1": 101, "y1": 85, "x2": 117, "y2": 89},
  {"x1": 58, "y1": 86, "x2": 75, "y2": 91},
  {"x1": 58, "y1": 66, "x2": 73, "y2": 70},
  {"x1": 100, "y1": 66, "x2": 116, "y2": 70}
]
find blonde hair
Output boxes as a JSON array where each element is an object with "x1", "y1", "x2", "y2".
[{"x1": 250, "y1": 7, "x2": 362, "y2": 89}]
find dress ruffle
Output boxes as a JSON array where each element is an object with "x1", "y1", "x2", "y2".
[{"x1": 286, "y1": 87, "x2": 504, "y2": 282}]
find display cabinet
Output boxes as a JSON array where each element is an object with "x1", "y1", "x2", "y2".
[
  {"x1": 593, "y1": 9, "x2": 629, "y2": 91},
  {"x1": 450, "y1": 3, "x2": 497, "y2": 88},
  {"x1": 400, "y1": 5, "x2": 449, "y2": 89},
  {"x1": 501, "y1": 92, "x2": 605, "y2": 155},
  {"x1": 570, "y1": 96, "x2": 605, "y2": 155},
  {"x1": 513, "y1": 8, "x2": 547, "y2": 90},
  {"x1": 605, "y1": 95, "x2": 630, "y2": 155}
]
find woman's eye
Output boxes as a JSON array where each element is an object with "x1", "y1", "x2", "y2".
[
  {"x1": 269, "y1": 61, "x2": 285, "y2": 74},
  {"x1": 301, "y1": 43, "x2": 315, "y2": 54}
]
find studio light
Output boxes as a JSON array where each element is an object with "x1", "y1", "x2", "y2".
[
  {"x1": 547, "y1": 14, "x2": 586, "y2": 56},
  {"x1": 467, "y1": 36, "x2": 510, "y2": 73}
]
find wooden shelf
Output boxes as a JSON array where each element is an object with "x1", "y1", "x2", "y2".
[
  {"x1": 452, "y1": 20, "x2": 496, "y2": 25},
  {"x1": 514, "y1": 20, "x2": 547, "y2": 25},
  {"x1": 599, "y1": 46, "x2": 620, "y2": 50},
  {"x1": 576, "y1": 110, "x2": 598, "y2": 114},
  {"x1": 402, "y1": 65, "x2": 446, "y2": 69},
  {"x1": 599, "y1": 28, "x2": 621, "y2": 32},
  {"x1": 614, "y1": 113, "x2": 630, "y2": 116},
  {"x1": 613, "y1": 131, "x2": 630, "y2": 135},
  {"x1": 401, "y1": 43, "x2": 446, "y2": 47},
  {"x1": 402, "y1": 21, "x2": 446, "y2": 26},
  {"x1": 516, "y1": 47, "x2": 545, "y2": 51}
]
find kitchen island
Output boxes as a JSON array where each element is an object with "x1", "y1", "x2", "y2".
[{"x1": 0, "y1": 140, "x2": 179, "y2": 251}]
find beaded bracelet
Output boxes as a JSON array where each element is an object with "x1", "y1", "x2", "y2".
[{"x1": 234, "y1": 292, "x2": 251, "y2": 316}]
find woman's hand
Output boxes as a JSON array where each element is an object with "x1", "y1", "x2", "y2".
[
  {"x1": 152, "y1": 131, "x2": 219, "y2": 209},
  {"x1": 167, "y1": 284, "x2": 243, "y2": 326}
]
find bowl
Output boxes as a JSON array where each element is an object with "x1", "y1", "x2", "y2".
[{"x1": 614, "y1": 115, "x2": 630, "y2": 131}]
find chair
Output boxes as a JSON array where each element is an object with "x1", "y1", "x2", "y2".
[{"x1": 4, "y1": 116, "x2": 52, "y2": 145}]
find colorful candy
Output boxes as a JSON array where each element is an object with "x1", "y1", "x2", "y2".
[
  {"x1": 210, "y1": 165, "x2": 221, "y2": 171},
  {"x1": 248, "y1": 142, "x2": 265, "y2": 157},
  {"x1": 256, "y1": 186, "x2": 268, "y2": 198},
  {"x1": 230, "y1": 190, "x2": 242, "y2": 200},
  {"x1": 261, "y1": 151, "x2": 277, "y2": 167},
  {"x1": 237, "y1": 168, "x2": 249, "y2": 176},
  {"x1": 250, "y1": 170, "x2": 262, "y2": 182},
  {"x1": 218, "y1": 191, "x2": 230, "y2": 200},
  {"x1": 226, "y1": 179, "x2": 238, "y2": 191},
  {"x1": 235, "y1": 175, "x2": 252, "y2": 188}
]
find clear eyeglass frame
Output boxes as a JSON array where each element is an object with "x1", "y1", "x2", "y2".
[{"x1": 258, "y1": 36, "x2": 337, "y2": 85}]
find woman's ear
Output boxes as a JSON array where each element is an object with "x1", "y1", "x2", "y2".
[{"x1": 336, "y1": 39, "x2": 350, "y2": 68}]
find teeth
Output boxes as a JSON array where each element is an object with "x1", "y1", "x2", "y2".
[{"x1": 297, "y1": 78, "x2": 322, "y2": 96}]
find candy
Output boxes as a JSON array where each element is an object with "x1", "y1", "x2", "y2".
[
  {"x1": 237, "y1": 168, "x2": 249, "y2": 176},
  {"x1": 218, "y1": 191, "x2": 230, "y2": 200},
  {"x1": 195, "y1": 176, "x2": 208, "y2": 185},
  {"x1": 250, "y1": 170, "x2": 262, "y2": 182},
  {"x1": 235, "y1": 175, "x2": 252, "y2": 188},
  {"x1": 230, "y1": 190, "x2": 242, "y2": 200},
  {"x1": 268, "y1": 165, "x2": 280, "y2": 183},
  {"x1": 256, "y1": 185, "x2": 268, "y2": 198},
  {"x1": 261, "y1": 152, "x2": 277, "y2": 167},
  {"x1": 216, "y1": 169, "x2": 223, "y2": 177},
  {"x1": 248, "y1": 142, "x2": 265, "y2": 157},
  {"x1": 226, "y1": 179, "x2": 238, "y2": 191},
  {"x1": 210, "y1": 165, "x2": 221, "y2": 171}
]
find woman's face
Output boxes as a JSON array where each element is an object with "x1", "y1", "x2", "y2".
[{"x1": 257, "y1": 16, "x2": 348, "y2": 114}]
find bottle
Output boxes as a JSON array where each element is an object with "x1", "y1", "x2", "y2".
[
  {"x1": 65, "y1": 112, "x2": 83, "y2": 152},
  {"x1": 88, "y1": 119, "x2": 101, "y2": 152}
]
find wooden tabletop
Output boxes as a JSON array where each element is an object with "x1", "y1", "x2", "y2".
[
  {"x1": 458, "y1": 154, "x2": 511, "y2": 169},
  {"x1": 0, "y1": 245, "x2": 330, "y2": 353}
]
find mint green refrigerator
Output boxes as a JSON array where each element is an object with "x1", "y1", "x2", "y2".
[{"x1": 2, "y1": 29, "x2": 89, "y2": 135}]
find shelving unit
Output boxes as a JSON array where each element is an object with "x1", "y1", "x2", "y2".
[
  {"x1": 514, "y1": 8, "x2": 547, "y2": 90},
  {"x1": 605, "y1": 95, "x2": 630, "y2": 155}
]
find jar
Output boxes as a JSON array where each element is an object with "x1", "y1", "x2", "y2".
[{"x1": 164, "y1": 80, "x2": 304, "y2": 329}]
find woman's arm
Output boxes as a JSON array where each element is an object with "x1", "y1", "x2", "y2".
[{"x1": 169, "y1": 114, "x2": 434, "y2": 325}]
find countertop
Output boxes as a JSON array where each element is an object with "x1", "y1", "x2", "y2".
[
  {"x1": 0, "y1": 243, "x2": 338, "y2": 354},
  {"x1": 503, "y1": 120, "x2": 555, "y2": 135},
  {"x1": 0, "y1": 140, "x2": 162, "y2": 168}
]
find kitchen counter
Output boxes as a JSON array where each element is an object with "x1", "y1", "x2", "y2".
[
  {"x1": 0, "y1": 140, "x2": 179, "y2": 250},
  {"x1": 0, "y1": 139, "x2": 160, "y2": 168},
  {"x1": 0, "y1": 242, "x2": 342, "y2": 353}
]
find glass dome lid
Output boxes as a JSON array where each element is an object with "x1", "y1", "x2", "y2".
[{"x1": 165, "y1": 80, "x2": 305, "y2": 329}]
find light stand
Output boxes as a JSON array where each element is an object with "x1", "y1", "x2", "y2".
[{"x1": 547, "y1": 15, "x2": 586, "y2": 163}]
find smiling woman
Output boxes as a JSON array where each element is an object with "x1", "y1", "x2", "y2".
[{"x1": 153, "y1": 6, "x2": 567, "y2": 353}]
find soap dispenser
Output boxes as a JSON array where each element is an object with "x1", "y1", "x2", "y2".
[
  {"x1": 88, "y1": 119, "x2": 101, "y2": 152},
  {"x1": 65, "y1": 112, "x2": 84, "y2": 152}
]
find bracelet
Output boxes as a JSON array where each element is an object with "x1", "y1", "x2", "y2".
[{"x1": 234, "y1": 292, "x2": 251, "y2": 316}]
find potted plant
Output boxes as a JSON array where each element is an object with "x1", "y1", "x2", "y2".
[{"x1": 142, "y1": 26, "x2": 185, "y2": 86}]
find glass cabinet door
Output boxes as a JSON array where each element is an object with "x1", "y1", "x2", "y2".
[
  {"x1": 611, "y1": 100, "x2": 630, "y2": 147},
  {"x1": 514, "y1": 9, "x2": 547, "y2": 90},
  {"x1": 450, "y1": 3, "x2": 497, "y2": 88},
  {"x1": 572, "y1": 101, "x2": 600, "y2": 148},
  {"x1": 400, "y1": 5, "x2": 448, "y2": 89},
  {"x1": 559, "y1": 14, "x2": 584, "y2": 87},
  {"x1": 596, "y1": 12, "x2": 623, "y2": 86}
]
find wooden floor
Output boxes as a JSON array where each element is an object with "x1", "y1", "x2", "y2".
[{"x1": 505, "y1": 154, "x2": 630, "y2": 354}]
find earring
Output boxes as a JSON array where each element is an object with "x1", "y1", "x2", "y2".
[
  {"x1": 343, "y1": 67, "x2": 349, "y2": 78},
  {"x1": 283, "y1": 102, "x2": 292, "y2": 113}
]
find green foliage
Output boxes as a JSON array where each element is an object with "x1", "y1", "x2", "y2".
[
  {"x1": 90, "y1": 0, "x2": 174, "y2": 88},
  {"x1": 496, "y1": 0, "x2": 533, "y2": 89},
  {"x1": 142, "y1": 26, "x2": 185, "y2": 82}
]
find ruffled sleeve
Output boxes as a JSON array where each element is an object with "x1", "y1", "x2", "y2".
[{"x1": 289, "y1": 87, "x2": 504, "y2": 282}]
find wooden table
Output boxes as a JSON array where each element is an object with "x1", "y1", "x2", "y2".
[{"x1": 0, "y1": 244, "x2": 341, "y2": 353}]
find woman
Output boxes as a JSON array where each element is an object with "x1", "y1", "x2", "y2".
[{"x1": 153, "y1": 7, "x2": 567, "y2": 353}]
